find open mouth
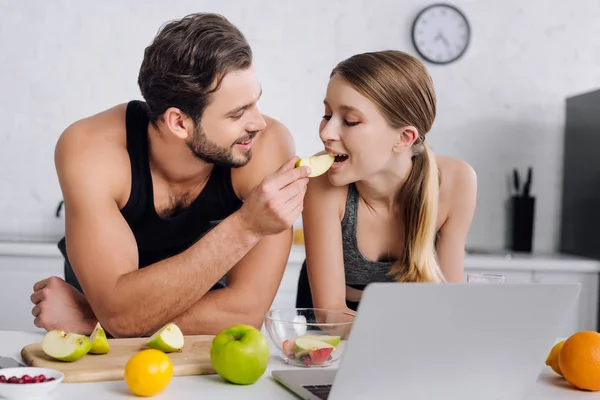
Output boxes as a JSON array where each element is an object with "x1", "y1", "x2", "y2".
[{"x1": 332, "y1": 153, "x2": 349, "y2": 164}]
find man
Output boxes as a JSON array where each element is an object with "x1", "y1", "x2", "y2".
[{"x1": 29, "y1": 12, "x2": 311, "y2": 338}]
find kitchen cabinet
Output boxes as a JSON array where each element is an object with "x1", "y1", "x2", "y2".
[{"x1": 0, "y1": 242, "x2": 64, "y2": 332}]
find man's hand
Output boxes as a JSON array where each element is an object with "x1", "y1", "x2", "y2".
[
  {"x1": 239, "y1": 156, "x2": 310, "y2": 237},
  {"x1": 30, "y1": 276, "x2": 97, "y2": 335}
]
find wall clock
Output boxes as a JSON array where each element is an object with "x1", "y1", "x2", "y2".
[{"x1": 411, "y1": 3, "x2": 471, "y2": 65}]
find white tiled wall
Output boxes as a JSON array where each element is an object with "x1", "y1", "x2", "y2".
[{"x1": 1, "y1": 0, "x2": 600, "y2": 252}]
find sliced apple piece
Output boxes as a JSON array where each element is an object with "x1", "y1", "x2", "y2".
[
  {"x1": 298, "y1": 335, "x2": 340, "y2": 348},
  {"x1": 42, "y1": 329, "x2": 91, "y2": 362},
  {"x1": 89, "y1": 322, "x2": 110, "y2": 354},
  {"x1": 294, "y1": 336, "x2": 334, "y2": 358},
  {"x1": 295, "y1": 154, "x2": 335, "y2": 177},
  {"x1": 146, "y1": 322, "x2": 184, "y2": 352}
]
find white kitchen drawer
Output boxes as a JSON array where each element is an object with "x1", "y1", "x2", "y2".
[{"x1": 0, "y1": 253, "x2": 64, "y2": 332}]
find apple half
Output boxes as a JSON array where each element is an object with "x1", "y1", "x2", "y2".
[
  {"x1": 42, "y1": 329, "x2": 92, "y2": 362},
  {"x1": 89, "y1": 322, "x2": 110, "y2": 354},
  {"x1": 295, "y1": 154, "x2": 335, "y2": 177},
  {"x1": 146, "y1": 322, "x2": 184, "y2": 353}
]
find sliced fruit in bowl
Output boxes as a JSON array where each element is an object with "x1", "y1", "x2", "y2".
[
  {"x1": 264, "y1": 308, "x2": 354, "y2": 368},
  {"x1": 294, "y1": 336, "x2": 335, "y2": 366}
]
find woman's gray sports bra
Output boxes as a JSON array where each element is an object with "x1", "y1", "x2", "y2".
[{"x1": 341, "y1": 183, "x2": 397, "y2": 289}]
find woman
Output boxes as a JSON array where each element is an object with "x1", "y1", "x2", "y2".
[{"x1": 296, "y1": 50, "x2": 477, "y2": 314}]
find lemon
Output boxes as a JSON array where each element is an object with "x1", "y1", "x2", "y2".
[
  {"x1": 545, "y1": 340, "x2": 565, "y2": 376},
  {"x1": 124, "y1": 349, "x2": 173, "y2": 397}
]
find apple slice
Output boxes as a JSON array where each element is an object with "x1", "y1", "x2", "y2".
[
  {"x1": 42, "y1": 329, "x2": 92, "y2": 362},
  {"x1": 295, "y1": 154, "x2": 335, "y2": 177},
  {"x1": 294, "y1": 336, "x2": 334, "y2": 358},
  {"x1": 89, "y1": 322, "x2": 110, "y2": 354},
  {"x1": 146, "y1": 322, "x2": 184, "y2": 353},
  {"x1": 298, "y1": 335, "x2": 340, "y2": 348}
]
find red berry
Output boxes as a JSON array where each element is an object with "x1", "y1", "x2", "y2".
[
  {"x1": 0, "y1": 375, "x2": 6, "y2": 382},
  {"x1": 7, "y1": 377, "x2": 18, "y2": 383},
  {"x1": 32, "y1": 376, "x2": 42, "y2": 383},
  {"x1": 47, "y1": 377, "x2": 55, "y2": 381},
  {"x1": 21, "y1": 375, "x2": 31, "y2": 383},
  {"x1": 38, "y1": 374, "x2": 46, "y2": 380}
]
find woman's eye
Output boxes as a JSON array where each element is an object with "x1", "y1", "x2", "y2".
[
  {"x1": 344, "y1": 120, "x2": 359, "y2": 127},
  {"x1": 322, "y1": 115, "x2": 332, "y2": 121}
]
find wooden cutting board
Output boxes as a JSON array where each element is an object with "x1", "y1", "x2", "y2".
[{"x1": 20, "y1": 335, "x2": 216, "y2": 383}]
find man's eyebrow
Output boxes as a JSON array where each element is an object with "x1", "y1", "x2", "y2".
[{"x1": 226, "y1": 87, "x2": 263, "y2": 116}]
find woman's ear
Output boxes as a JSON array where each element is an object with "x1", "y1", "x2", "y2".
[
  {"x1": 392, "y1": 126, "x2": 419, "y2": 153},
  {"x1": 163, "y1": 107, "x2": 192, "y2": 140}
]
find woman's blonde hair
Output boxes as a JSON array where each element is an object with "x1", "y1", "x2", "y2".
[{"x1": 331, "y1": 50, "x2": 445, "y2": 283}]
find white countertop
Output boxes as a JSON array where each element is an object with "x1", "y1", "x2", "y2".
[
  {"x1": 0, "y1": 330, "x2": 595, "y2": 399},
  {"x1": 288, "y1": 245, "x2": 600, "y2": 273}
]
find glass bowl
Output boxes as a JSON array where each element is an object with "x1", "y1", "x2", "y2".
[{"x1": 264, "y1": 308, "x2": 355, "y2": 368}]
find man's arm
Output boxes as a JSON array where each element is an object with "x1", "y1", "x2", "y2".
[
  {"x1": 170, "y1": 118, "x2": 298, "y2": 334},
  {"x1": 54, "y1": 121, "x2": 306, "y2": 338},
  {"x1": 436, "y1": 160, "x2": 478, "y2": 283}
]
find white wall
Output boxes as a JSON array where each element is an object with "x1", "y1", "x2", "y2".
[{"x1": 1, "y1": 0, "x2": 599, "y2": 252}]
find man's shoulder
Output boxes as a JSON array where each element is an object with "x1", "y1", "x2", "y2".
[
  {"x1": 254, "y1": 114, "x2": 295, "y2": 154},
  {"x1": 55, "y1": 103, "x2": 132, "y2": 203},
  {"x1": 231, "y1": 115, "x2": 296, "y2": 197}
]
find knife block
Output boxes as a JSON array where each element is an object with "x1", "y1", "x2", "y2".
[{"x1": 510, "y1": 195, "x2": 535, "y2": 252}]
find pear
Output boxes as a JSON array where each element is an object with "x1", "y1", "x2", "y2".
[
  {"x1": 295, "y1": 154, "x2": 335, "y2": 177},
  {"x1": 146, "y1": 322, "x2": 184, "y2": 353},
  {"x1": 42, "y1": 329, "x2": 92, "y2": 362},
  {"x1": 89, "y1": 322, "x2": 110, "y2": 354}
]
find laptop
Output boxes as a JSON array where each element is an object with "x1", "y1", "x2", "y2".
[{"x1": 272, "y1": 282, "x2": 581, "y2": 400}]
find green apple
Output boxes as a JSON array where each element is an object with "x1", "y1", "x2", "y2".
[
  {"x1": 298, "y1": 335, "x2": 340, "y2": 347},
  {"x1": 89, "y1": 322, "x2": 110, "y2": 354},
  {"x1": 42, "y1": 329, "x2": 92, "y2": 362},
  {"x1": 295, "y1": 154, "x2": 335, "y2": 177},
  {"x1": 146, "y1": 322, "x2": 184, "y2": 353},
  {"x1": 294, "y1": 336, "x2": 334, "y2": 357},
  {"x1": 210, "y1": 324, "x2": 270, "y2": 385}
]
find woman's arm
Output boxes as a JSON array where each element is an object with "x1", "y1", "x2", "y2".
[
  {"x1": 302, "y1": 174, "x2": 351, "y2": 314},
  {"x1": 436, "y1": 160, "x2": 478, "y2": 282}
]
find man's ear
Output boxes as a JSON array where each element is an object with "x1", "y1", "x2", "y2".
[
  {"x1": 162, "y1": 107, "x2": 193, "y2": 140},
  {"x1": 392, "y1": 126, "x2": 419, "y2": 153}
]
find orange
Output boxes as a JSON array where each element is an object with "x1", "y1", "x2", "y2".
[
  {"x1": 559, "y1": 331, "x2": 600, "y2": 391},
  {"x1": 545, "y1": 340, "x2": 565, "y2": 376},
  {"x1": 124, "y1": 349, "x2": 173, "y2": 397}
]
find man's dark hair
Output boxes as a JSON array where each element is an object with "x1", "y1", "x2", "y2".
[{"x1": 138, "y1": 13, "x2": 253, "y2": 126}]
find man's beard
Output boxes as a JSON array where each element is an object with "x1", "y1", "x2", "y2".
[{"x1": 187, "y1": 124, "x2": 257, "y2": 168}]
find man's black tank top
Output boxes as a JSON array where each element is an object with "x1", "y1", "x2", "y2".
[{"x1": 59, "y1": 100, "x2": 244, "y2": 292}]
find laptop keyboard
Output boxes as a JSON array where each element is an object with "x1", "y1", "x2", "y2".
[{"x1": 303, "y1": 384, "x2": 332, "y2": 399}]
